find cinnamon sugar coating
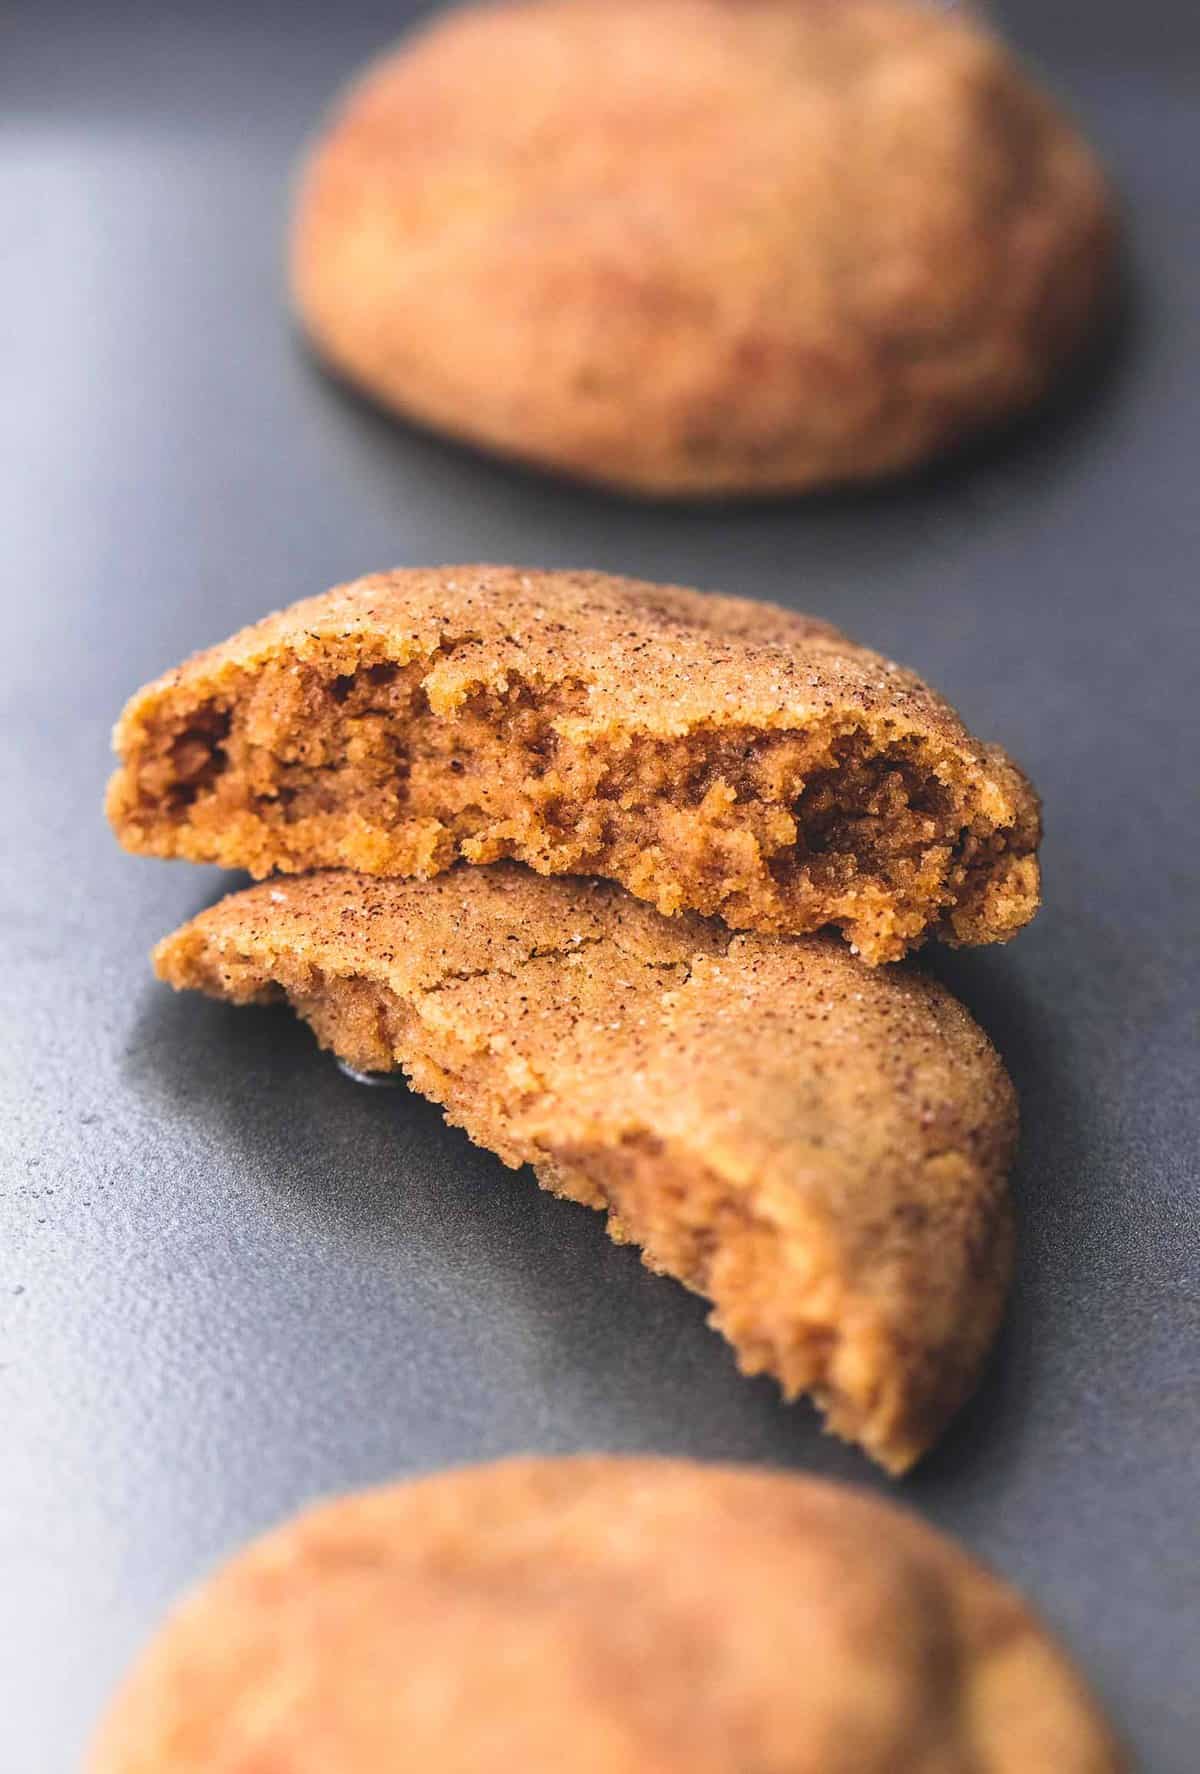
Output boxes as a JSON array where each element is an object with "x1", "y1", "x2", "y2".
[
  {"x1": 156, "y1": 864, "x2": 1019, "y2": 1472},
  {"x1": 291, "y1": 0, "x2": 1115, "y2": 496},
  {"x1": 110, "y1": 567, "x2": 1041, "y2": 965},
  {"x1": 89, "y1": 1458, "x2": 1124, "y2": 1773}
]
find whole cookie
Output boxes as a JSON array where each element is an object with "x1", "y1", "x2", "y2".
[
  {"x1": 291, "y1": 0, "x2": 1115, "y2": 497},
  {"x1": 107, "y1": 566, "x2": 1041, "y2": 966},
  {"x1": 156, "y1": 864, "x2": 1018, "y2": 1471},
  {"x1": 89, "y1": 1457, "x2": 1124, "y2": 1772}
]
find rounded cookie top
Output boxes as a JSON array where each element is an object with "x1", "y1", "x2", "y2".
[
  {"x1": 114, "y1": 564, "x2": 1021, "y2": 773},
  {"x1": 89, "y1": 1457, "x2": 1123, "y2": 1773},
  {"x1": 292, "y1": 0, "x2": 1115, "y2": 496}
]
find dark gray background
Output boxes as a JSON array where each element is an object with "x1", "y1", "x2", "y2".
[{"x1": 2, "y1": 3, "x2": 1197, "y2": 1768}]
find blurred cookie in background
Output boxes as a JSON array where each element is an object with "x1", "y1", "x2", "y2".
[
  {"x1": 89, "y1": 1457, "x2": 1125, "y2": 1773},
  {"x1": 291, "y1": 0, "x2": 1116, "y2": 498}
]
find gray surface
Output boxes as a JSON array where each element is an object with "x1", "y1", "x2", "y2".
[{"x1": 2, "y1": 3, "x2": 1197, "y2": 1768}]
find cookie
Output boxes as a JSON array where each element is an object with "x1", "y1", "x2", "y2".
[
  {"x1": 156, "y1": 864, "x2": 1017, "y2": 1471},
  {"x1": 89, "y1": 1456, "x2": 1123, "y2": 1773},
  {"x1": 108, "y1": 566, "x2": 1041, "y2": 965},
  {"x1": 291, "y1": 0, "x2": 1115, "y2": 497}
]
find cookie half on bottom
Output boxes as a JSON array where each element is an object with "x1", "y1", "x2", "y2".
[
  {"x1": 89, "y1": 1457, "x2": 1123, "y2": 1773},
  {"x1": 155, "y1": 865, "x2": 1016, "y2": 1472}
]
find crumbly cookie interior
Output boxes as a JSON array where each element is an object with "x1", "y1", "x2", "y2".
[{"x1": 116, "y1": 646, "x2": 1036, "y2": 964}]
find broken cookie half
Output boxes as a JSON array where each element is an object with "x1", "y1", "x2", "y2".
[
  {"x1": 111, "y1": 566, "x2": 1041, "y2": 965},
  {"x1": 155, "y1": 865, "x2": 1017, "y2": 1472}
]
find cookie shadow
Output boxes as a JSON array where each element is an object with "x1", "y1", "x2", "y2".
[{"x1": 898, "y1": 941, "x2": 1086, "y2": 1503}]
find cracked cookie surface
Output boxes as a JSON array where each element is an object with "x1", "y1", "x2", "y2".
[
  {"x1": 291, "y1": 0, "x2": 1115, "y2": 496},
  {"x1": 109, "y1": 566, "x2": 1041, "y2": 965},
  {"x1": 156, "y1": 864, "x2": 1018, "y2": 1472},
  {"x1": 89, "y1": 1456, "x2": 1124, "y2": 1773}
]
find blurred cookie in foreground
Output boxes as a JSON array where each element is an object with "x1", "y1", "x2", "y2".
[
  {"x1": 89, "y1": 1456, "x2": 1125, "y2": 1773},
  {"x1": 155, "y1": 864, "x2": 1018, "y2": 1472},
  {"x1": 106, "y1": 566, "x2": 1042, "y2": 966},
  {"x1": 291, "y1": 0, "x2": 1116, "y2": 498}
]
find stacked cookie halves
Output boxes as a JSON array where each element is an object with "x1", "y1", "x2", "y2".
[{"x1": 108, "y1": 565, "x2": 1040, "y2": 1476}]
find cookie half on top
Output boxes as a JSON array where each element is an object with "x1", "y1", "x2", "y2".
[
  {"x1": 109, "y1": 566, "x2": 1040, "y2": 964},
  {"x1": 155, "y1": 864, "x2": 1017, "y2": 1472}
]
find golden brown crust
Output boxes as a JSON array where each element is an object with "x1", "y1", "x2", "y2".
[
  {"x1": 109, "y1": 566, "x2": 1041, "y2": 965},
  {"x1": 155, "y1": 864, "x2": 1019, "y2": 1471},
  {"x1": 88, "y1": 1457, "x2": 1124, "y2": 1773},
  {"x1": 291, "y1": 0, "x2": 1116, "y2": 497}
]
